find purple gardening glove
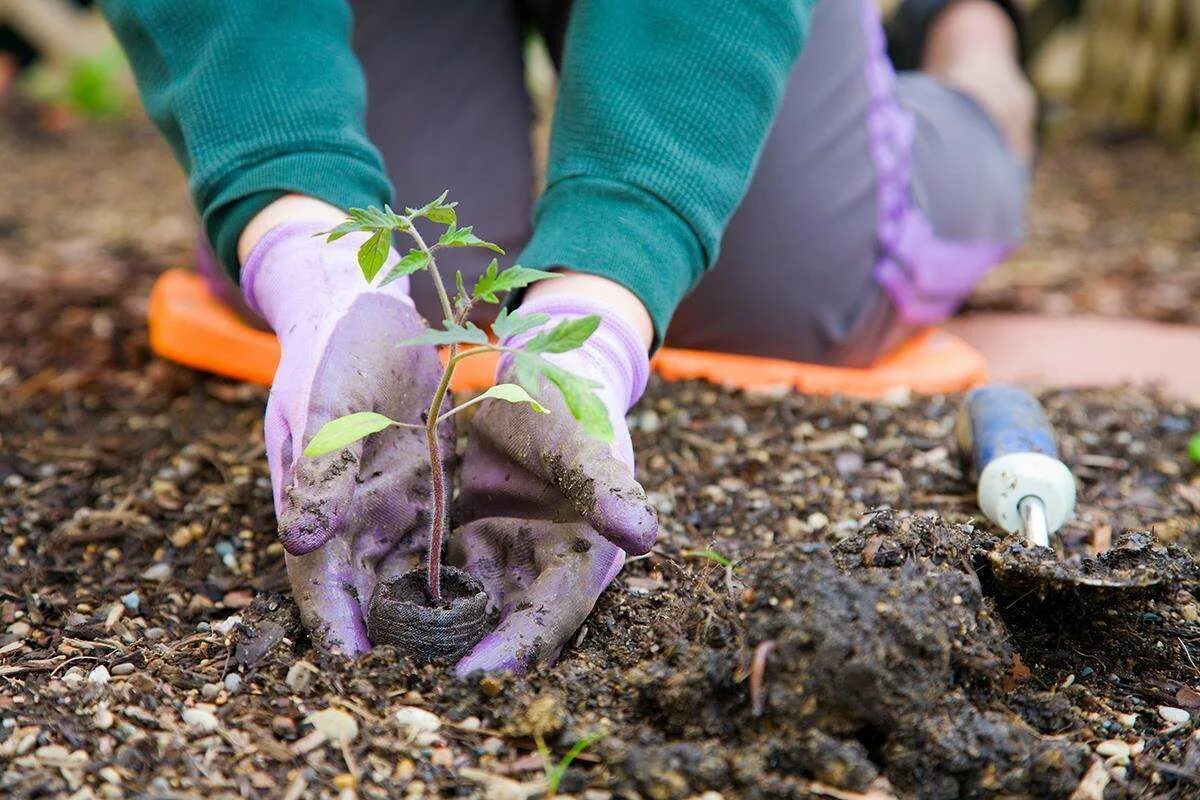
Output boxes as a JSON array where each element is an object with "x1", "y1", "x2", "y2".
[
  {"x1": 451, "y1": 296, "x2": 659, "y2": 675},
  {"x1": 242, "y1": 221, "x2": 448, "y2": 655}
]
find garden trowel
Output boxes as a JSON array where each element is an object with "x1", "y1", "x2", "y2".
[{"x1": 958, "y1": 385, "x2": 1168, "y2": 598}]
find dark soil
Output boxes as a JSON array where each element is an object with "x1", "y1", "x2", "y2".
[{"x1": 4, "y1": 121, "x2": 1200, "y2": 799}]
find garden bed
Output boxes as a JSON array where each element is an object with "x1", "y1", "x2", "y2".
[{"x1": 3, "y1": 121, "x2": 1200, "y2": 798}]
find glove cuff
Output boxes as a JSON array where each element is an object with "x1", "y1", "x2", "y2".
[
  {"x1": 241, "y1": 221, "x2": 411, "y2": 329},
  {"x1": 499, "y1": 295, "x2": 651, "y2": 412}
]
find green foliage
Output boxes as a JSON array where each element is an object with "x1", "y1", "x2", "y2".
[
  {"x1": 525, "y1": 315, "x2": 601, "y2": 354},
  {"x1": 513, "y1": 352, "x2": 613, "y2": 443},
  {"x1": 400, "y1": 321, "x2": 489, "y2": 347},
  {"x1": 404, "y1": 191, "x2": 458, "y2": 226},
  {"x1": 21, "y1": 47, "x2": 133, "y2": 120},
  {"x1": 491, "y1": 308, "x2": 550, "y2": 340},
  {"x1": 379, "y1": 249, "x2": 430, "y2": 286},
  {"x1": 1189, "y1": 433, "x2": 1200, "y2": 463},
  {"x1": 357, "y1": 230, "x2": 392, "y2": 282},
  {"x1": 536, "y1": 731, "x2": 604, "y2": 796},
  {"x1": 304, "y1": 412, "x2": 401, "y2": 458},
  {"x1": 682, "y1": 547, "x2": 733, "y2": 568},
  {"x1": 323, "y1": 206, "x2": 407, "y2": 242},
  {"x1": 438, "y1": 223, "x2": 504, "y2": 253},
  {"x1": 476, "y1": 384, "x2": 549, "y2": 415},
  {"x1": 472, "y1": 260, "x2": 558, "y2": 303}
]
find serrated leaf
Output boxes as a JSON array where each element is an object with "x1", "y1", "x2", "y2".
[
  {"x1": 525, "y1": 315, "x2": 600, "y2": 354},
  {"x1": 477, "y1": 383, "x2": 549, "y2": 414},
  {"x1": 404, "y1": 191, "x2": 457, "y2": 225},
  {"x1": 321, "y1": 220, "x2": 362, "y2": 242},
  {"x1": 510, "y1": 353, "x2": 612, "y2": 442},
  {"x1": 399, "y1": 321, "x2": 489, "y2": 347},
  {"x1": 491, "y1": 308, "x2": 551, "y2": 340},
  {"x1": 304, "y1": 412, "x2": 398, "y2": 457},
  {"x1": 438, "y1": 223, "x2": 504, "y2": 253},
  {"x1": 471, "y1": 261, "x2": 558, "y2": 303},
  {"x1": 542, "y1": 363, "x2": 613, "y2": 442},
  {"x1": 379, "y1": 248, "x2": 428, "y2": 286},
  {"x1": 357, "y1": 229, "x2": 391, "y2": 282},
  {"x1": 513, "y1": 352, "x2": 542, "y2": 398}
]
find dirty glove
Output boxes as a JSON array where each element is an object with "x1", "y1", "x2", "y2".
[
  {"x1": 452, "y1": 296, "x2": 658, "y2": 675},
  {"x1": 242, "y1": 221, "x2": 447, "y2": 655}
]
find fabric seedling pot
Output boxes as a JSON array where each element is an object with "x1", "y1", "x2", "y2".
[{"x1": 367, "y1": 566, "x2": 490, "y2": 663}]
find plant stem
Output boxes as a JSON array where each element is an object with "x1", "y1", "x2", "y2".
[{"x1": 406, "y1": 218, "x2": 458, "y2": 603}]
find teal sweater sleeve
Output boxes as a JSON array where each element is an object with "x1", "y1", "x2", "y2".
[
  {"x1": 97, "y1": 0, "x2": 392, "y2": 277},
  {"x1": 518, "y1": 0, "x2": 815, "y2": 344}
]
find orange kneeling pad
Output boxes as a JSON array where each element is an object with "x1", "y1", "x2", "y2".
[{"x1": 148, "y1": 268, "x2": 987, "y2": 397}]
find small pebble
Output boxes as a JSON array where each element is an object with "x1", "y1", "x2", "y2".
[
  {"x1": 111, "y1": 663, "x2": 135, "y2": 676},
  {"x1": 223, "y1": 673, "x2": 242, "y2": 693},
  {"x1": 1095, "y1": 739, "x2": 1130, "y2": 759},
  {"x1": 806, "y1": 511, "x2": 829, "y2": 531},
  {"x1": 87, "y1": 665, "x2": 110, "y2": 685},
  {"x1": 1159, "y1": 706, "x2": 1191, "y2": 725},
  {"x1": 213, "y1": 615, "x2": 242, "y2": 636},
  {"x1": 394, "y1": 706, "x2": 441, "y2": 737},
  {"x1": 94, "y1": 706, "x2": 114, "y2": 730},
  {"x1": 144, "y1": 627, "x2": 167, "y2": 641},
  {"x1": 140, "y1": 563, "x2": 171, "y2": 581},
  {"x1": 201, "y1": 683, "x2": 221, "y2": 700},
  {"x1": 182, "y1": 706, "x2": 219, "y2": 733},
  {"x1": 480, "y1": 737, "x2": 504, "y2": 756},
  {"x1": 121, "y1": 592, "x2": 140, "y2": 611},
  {"x1": 479, "y1": 676, "x2": 503, "y2": 697}
]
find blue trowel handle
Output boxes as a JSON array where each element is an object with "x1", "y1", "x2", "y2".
[
  {"x1": 957, "y1": 385, "x2": 1075, "y2": 543},
  {"x1": 959, "y1": 385, "x2": 1058, "y2": 472}
]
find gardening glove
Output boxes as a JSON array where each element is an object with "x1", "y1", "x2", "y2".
[
  {"x1": 451, "y1": 296, "x2": 658, "y2": 675},
  {"x1": 242, "y1": 221, "x2": 448, "y2": 655}
]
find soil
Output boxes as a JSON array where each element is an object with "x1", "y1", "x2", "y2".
[{"x1": 4, "y1": 118, "x2": 1200, "y2": 799}]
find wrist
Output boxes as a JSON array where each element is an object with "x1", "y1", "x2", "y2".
[
  {"x1": 241, "y1": 218, "x2": 410, "y2": 328},
  {"x1": 502, "y1": 294, "x2": 650, "y2": 413},
  {"x1": 523, "y1": 270, "x2": 654, "y2": 350},
  {"x1": 237, "y1": 194, "x2": 348, "y2": 266}
]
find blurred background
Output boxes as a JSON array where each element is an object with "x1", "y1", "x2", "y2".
[{"x1": 0, "y1": 0, "x2": 1198, "y2": 383}]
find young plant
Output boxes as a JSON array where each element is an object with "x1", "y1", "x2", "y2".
[
  {"x1": 302, "y1": 192, "x2": 612, "y2": 603},
  {"x1": 534, "y1": 729, "x2": 604, "y2": 797}
]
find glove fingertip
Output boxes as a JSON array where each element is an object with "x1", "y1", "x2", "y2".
[
  {"x1": 278, "y1": 510, "x2": 337, "y2": 555},
  {"x1": 454, "y1": 633, "x2": 526, "y2": 678},
  {"x1": 593, "y1": 491, "x2": 659, "y2": 556}
]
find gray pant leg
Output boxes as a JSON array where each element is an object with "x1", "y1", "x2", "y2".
[
  {"x1": 350, "y1": 0, "x2": 534, "y2": 324},
  {"x1": 668, "y1": 0, "x2": 1027, "y2": 366}
]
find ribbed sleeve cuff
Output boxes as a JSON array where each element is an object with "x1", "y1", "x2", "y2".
[
  {"x1": 516, "y1": 177, "x2": 704, "y2": 350},
  {"x1": 201, "y1": 149, "x2": 394, "y2": 282}
]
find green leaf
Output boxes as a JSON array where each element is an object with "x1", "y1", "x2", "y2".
[
  {"x1": 438, "y1": 223, "x2": 504, "y2": 253},
  {"x1": 404, "y1": 191, "x2": 457, "y2": 225},
  {"x1": 399, "y1": 321, "x2": 489, "y2": 347},
  {"x1": 304, "y1": 412, "x2": 398, "y2": 458},
  {"x1": 321, "y1": 220, "x2": 362, "y2": 242},
  {"x1": 379, "y1": 248, "x2": 428, "y2": 286},
  {"x1": 321, "y1": 206, "x2": 408, "y2": 242},
  {"x1": 471, "y1": 261, "x2": 559, "y2": 303},
  {"x1": 512, "y1": 353, "x2": 612, "y2": 442},
  {"x1": 546, "y1": 732, "x2": 604, "y2": 794},
  {"x1": 357, "y1": 229, "x2": 391, "y2": 282},
  {"x1": 543, "y1": 364, "x2": 613, "y2": 442},
  {"x1": 477, "y1": 383, "x2": 549, "y2": 414},
  {"x1": 491, "y1": 308, "x2": 550, "y2": 340},
  {"x1": 524, "y1": 315, "x2": 600, "y2": 354},
  {"x1": 1189, "y1": 433, "x2": 1200, "y2": 463}
]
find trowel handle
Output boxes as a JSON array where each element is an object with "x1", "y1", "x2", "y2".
[
  {"x1": 958, "y1": 385, "x2": 1058, "y2": 471},
  {"x1": 956, "y1": 385, "x2": 1076, "y2": 537}
]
